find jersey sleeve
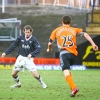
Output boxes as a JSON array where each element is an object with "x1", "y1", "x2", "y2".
[
  {"x1": 30, "y1": 37, "x2": 41, "y2": 57},
  {"x1": 76, "y1": 28, "x2": 84, "y2": 37},
  {"x1": 50, "y1": 28, "x2": 58, "y2": 41},
  {"x1": 4, "y1": 37, "x2": 20, "y2": 55}
]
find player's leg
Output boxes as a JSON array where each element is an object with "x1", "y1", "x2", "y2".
[
  {"x1": 63, "y1": 69, "x2": 77, "y2": 90},
  {"x1": 25, "y1": 58, "x2": 47, "y2": 88},
  {"x1": 10, "y1": 55, "x2": 23, "y2": 88},
  {"x1": 60, "y1": 52, "x2": 78, "y2": 97},
  {"x1": 10, "y1": 70, "x2": 21, "y2": 88},
  {"x1": 63, "y1": 69, "x2": 79, "y2": 97},
  {"x1": 31, "y1": 70, "x2": 47, "y2": 88}
]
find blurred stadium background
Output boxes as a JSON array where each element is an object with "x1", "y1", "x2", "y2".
[
  {"x1": 0, "y1": 1, "x2": 100, "y2": 100},
  {"x1": 0, "y1": 0, "x2": 100, "y2": 69}
]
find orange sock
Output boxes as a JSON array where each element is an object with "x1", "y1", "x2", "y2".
[{"x1": 65, "y1": 75, "x2": 76, "y2": 90}]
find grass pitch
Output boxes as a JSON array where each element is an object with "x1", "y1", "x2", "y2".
[{"x1": 0, "y1": 69, "x2": 100, "y2": 100}]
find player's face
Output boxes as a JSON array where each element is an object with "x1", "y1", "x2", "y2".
[{"x1": 24, "y1": 29, "x2": 32, "y2": 39}]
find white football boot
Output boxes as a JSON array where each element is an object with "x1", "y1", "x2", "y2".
[
  {"x1": 40, "y1": 81, "x2": 47, "y2": 88},
  {"x1": 10, "y1": 83, "x2": 21, "y2": 88}
]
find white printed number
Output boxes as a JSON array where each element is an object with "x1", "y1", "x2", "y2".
[{"x1": 61, "y1": 35, "x2": 74, "y2": 47}]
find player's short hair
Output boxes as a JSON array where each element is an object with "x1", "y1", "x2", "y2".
[
  {"x1": 23, "y1": 25, "x2": 33, "y2": 32},
  {"x1": 62, "y1": 15, "x2": 72, "y2": 24}
]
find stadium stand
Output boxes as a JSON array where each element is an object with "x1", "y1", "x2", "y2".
[{"x1": 0, "y1": 0, "x2": 100, "y2": 58}]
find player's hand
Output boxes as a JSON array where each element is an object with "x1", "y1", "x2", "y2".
[
  {"x1": 1, "y1": 53, "x2": 6, "y2": 57},
  {"x1": 27, "y1": 54, "x2": 32, "y2": 59},
  {"x1": 47, "y1": 42, "x2": 52, "y2": 52},
  {"x1": 92, "y1": 44, "x2": 98, "y2": 51},
  {"x1": 47, "y1": 48, "x2": 52, "y2": 52}
]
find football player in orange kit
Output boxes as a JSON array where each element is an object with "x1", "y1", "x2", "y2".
[{"x1": 47, "y1": 15, "x2": 98, "y2": 97}]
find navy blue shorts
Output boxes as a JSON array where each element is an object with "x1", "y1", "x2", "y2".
[{"x1": 59, "y1": 53, "x2": 76, "y2": 71}]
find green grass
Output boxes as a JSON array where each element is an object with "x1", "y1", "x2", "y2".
[{"x1": 0, "y1": 69, "x2": 100, "y2": 100}]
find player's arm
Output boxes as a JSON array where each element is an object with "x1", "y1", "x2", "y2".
[
  {"x1": 83, "y1": 32, "x2": 98, "y2": 51},
  {"x1": 1, "y1": 37, "x2": 20, "y2": 57},
  {"x1": 47, "y1": 28, "x2": 57, "y2": 52},
  {"x1": 30, "y1": 37, "x2": 41, "y2": 57},
  {"x1": 47, "y1": 39, "x2": 53, "y2": 52}
]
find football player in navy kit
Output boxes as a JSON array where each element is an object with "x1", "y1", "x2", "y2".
[{"x1": 1, "y1": 25, "x2": 47, "y2": 88}]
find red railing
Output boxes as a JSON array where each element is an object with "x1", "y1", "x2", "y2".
[
  {"x1": 0, "y1": 57, "x2": 16, "y2": 63},
  {"x1": 0, "y1": 57, "x2": 60, "y2": 65}
]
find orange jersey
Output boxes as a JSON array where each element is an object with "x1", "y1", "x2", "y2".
[{"x1": 50, "y1": 25, "x2": 83, "y2": 56}]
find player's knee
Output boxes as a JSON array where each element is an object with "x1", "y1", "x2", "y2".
[
  {"x1": 11, "y1": 72, "x2": 18, "y2": 77},
  {"x1": 32, "y1": 70, "x2": 39, "y2": 78},
  {"x1": 32, "y1": 73, "x2": 39, "y2": 79},
  {"x1": 33, "y1": 74, "x2": 38, "y2": 78},
  {"x1": 11, "y1": 73, "x2": 16, "y2": 78}
]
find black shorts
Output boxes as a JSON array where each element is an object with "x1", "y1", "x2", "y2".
[{"x1": 59, "y1": 53, "x2": 76, "y2": 71}]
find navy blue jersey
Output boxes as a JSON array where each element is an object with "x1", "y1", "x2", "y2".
[{"x1": 4, "y1": 34, "x2": 41, "y2": 57}]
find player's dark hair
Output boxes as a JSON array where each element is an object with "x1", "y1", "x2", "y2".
[
  {"x1": 23, "y1": 25, "x2": 33, "y2": 32},
  {"x1": 62, "y1": 15, "x2": 72, "y2": 24}
]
